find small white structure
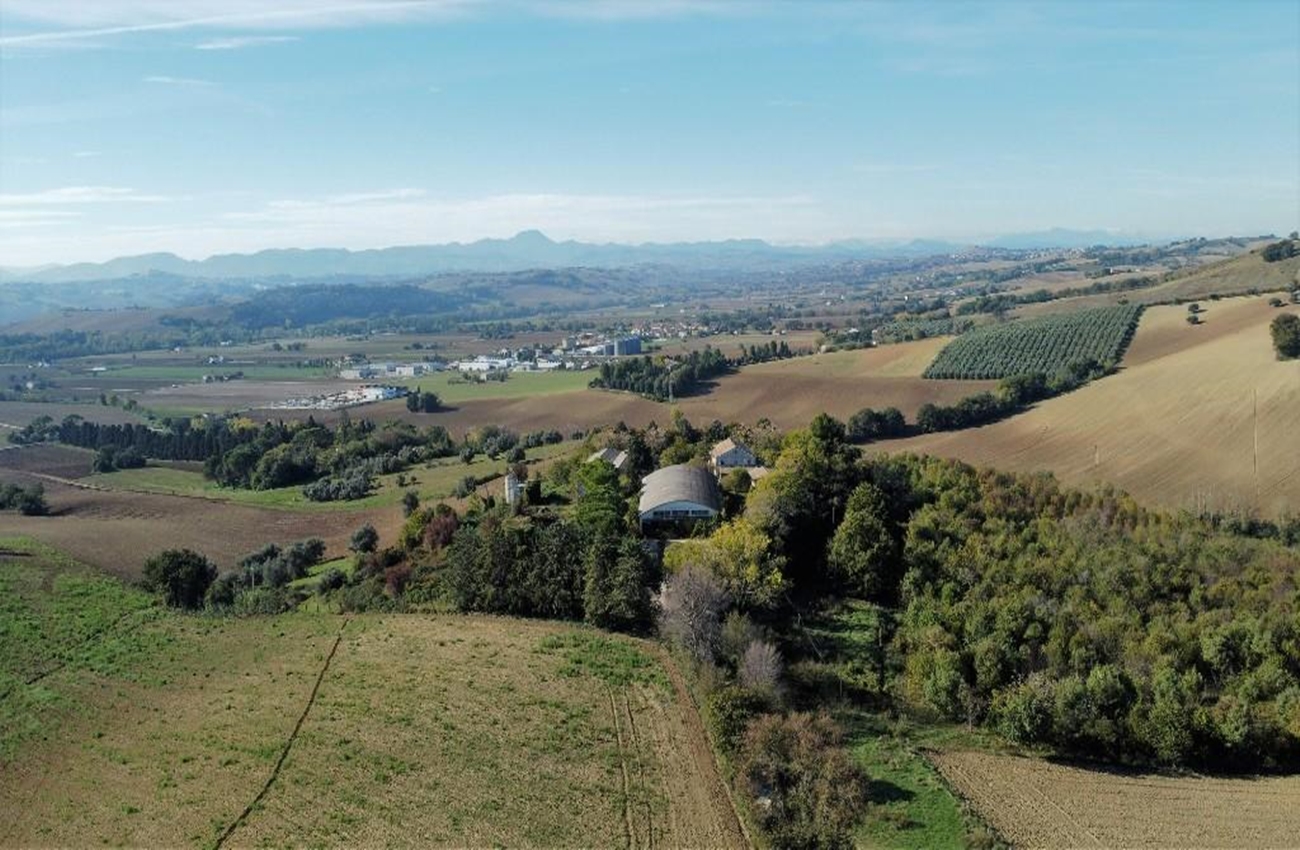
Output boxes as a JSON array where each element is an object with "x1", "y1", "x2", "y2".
[
  {"x1": 454, "y1": 357, "x2": 514, "y2": 372},
  {"x1": 504, "y1": 471, "x2": 523, "y2": 505},
  {"x1": 710, "y1": 438, "x2": 757, "y2": 471}
]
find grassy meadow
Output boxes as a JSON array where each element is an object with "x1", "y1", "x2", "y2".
[
  {"x1": 90, "y1": 440, "x2": 576, "y2": 512},
  {"x1": 0, "y1": 538, "x2": 742, "y2": 847}
]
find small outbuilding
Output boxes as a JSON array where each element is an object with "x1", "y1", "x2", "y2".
[
  {"x1": 587, "y1": 447, "x2": 630, "y2": 472},
  {"x1": 710, "y1": 438, "x2": 757, "y2": 471},
  {"x1": 638, "y1": 465, "x2": 721, "y2": 526}
]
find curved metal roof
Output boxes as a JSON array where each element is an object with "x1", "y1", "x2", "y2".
[{"x1": 638, "y1": 464, "x2": 721, "y2": 515}]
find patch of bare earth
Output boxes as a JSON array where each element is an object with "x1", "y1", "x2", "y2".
[{"x1": 931, "y1": 750, "x2": 1300, "y2": 849}]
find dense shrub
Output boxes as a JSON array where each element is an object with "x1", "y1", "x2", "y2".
[
  {"x1": 735, "y1": 712, "x2": 867, "y2": 850},
  {"x1": 142, "y1": 548, "x2": 217, "y2": 610},
  {"x1": 846, "y1": 407, "x2": 906, "y2": 442},
  {"x1": 0, "y1": 482, "x2": 48, "y2": 516},
  {"x1": 1271, "y1": 312, "x2": 1300, "y2": 359},
  {"x1": 302, "y1": 469, "x2": 373, "y2": 501},
  {"x1": 705, "y1": 685, "x2": 769, "y2": 755}
]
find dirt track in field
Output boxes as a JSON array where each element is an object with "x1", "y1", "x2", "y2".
[{"x1": 931, "y1": 750, "x2": 1300, "y2": 849}]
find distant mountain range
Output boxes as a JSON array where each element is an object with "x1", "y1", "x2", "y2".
[{"x1": 0, "y1": 229, "x2": 1155, "y2": 285}]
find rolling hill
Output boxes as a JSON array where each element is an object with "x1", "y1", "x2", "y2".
[{"x1": 880, "y1": 294, "x2": 1300, "y2": 517}]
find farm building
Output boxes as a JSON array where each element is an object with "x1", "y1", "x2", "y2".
[
  {"x1": 710, "y1": 438, "x2": 757, "y2": 471},
  {"x1": 638, "y1": 465, "x2": 721, "y2": 526},
  {"x1": 587, "y1": 447, "x2": 630, "y2": 472}
]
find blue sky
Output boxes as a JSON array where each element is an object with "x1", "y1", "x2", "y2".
[{"x1": 1, "y1": 0, "x2": 1296, "y2": 265}]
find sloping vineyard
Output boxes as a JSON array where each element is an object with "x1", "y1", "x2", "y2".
[{"x1": 923, "y1": 304, "x2": 1143, "y2": 379}]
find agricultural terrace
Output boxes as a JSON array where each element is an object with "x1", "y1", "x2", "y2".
[
  {"x1": 923, "y1": 304, "x2": 1142, "y2": 379},
  {"x1": 0, "y1": 538, "x2": 743, "y2": 847}
]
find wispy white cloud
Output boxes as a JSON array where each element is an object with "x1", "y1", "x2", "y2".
[
  {"x1": 0, "y1": 186, "x2": 169, "y2": 205},
  {"x1": 851, "y1": 162, "x2": 940, "y2": 175},
  {"x1": 530, "y1": 0, "x2": 763, "y2": 21},
  {"x1": 0, "y1": 1, "x2": 477, "y2": 47},
  {"x1": 194, "y1": 35, "x2": 300, "y2": 50},
  {"x1": 271, "y1": 187, "x2": 428, "y2": 207},
  {"x1": 0, "y1": 209, "x2": 83, "y2": 230},
  {"x1": 72, "y1": 150, "x2": 102, "y2": 158},
  {"x1": 143, "y1": 75, "x2": 217, "y2": 87}
]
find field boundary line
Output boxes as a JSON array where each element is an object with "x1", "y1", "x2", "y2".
[{"x1": 213, "y1": 617, "x2": 349, "y2": 850}]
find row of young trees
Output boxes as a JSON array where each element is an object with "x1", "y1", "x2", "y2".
[{"x1": 924, "y1": 304, "x2": 1142, "y2": 379}]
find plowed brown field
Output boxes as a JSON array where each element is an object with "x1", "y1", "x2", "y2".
[
  {"x1": 0, "y1": 470, "x2": 403, "y2": 578},
  {"x1": 931, "y1": 749, "x2": 1300, "y2": 849}
]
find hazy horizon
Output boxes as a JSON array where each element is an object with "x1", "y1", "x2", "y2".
[{"x1": 2, "y1": 0, "x2": 1297, "y2": 266}]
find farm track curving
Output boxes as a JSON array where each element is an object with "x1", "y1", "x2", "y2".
[{"x1": 213, "y1": 618, "x2": 350, "y2": 850}]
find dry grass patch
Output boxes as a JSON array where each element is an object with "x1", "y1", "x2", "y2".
[{"x1": 931, "y1": 749, "x2": 1300, "y2": 849}]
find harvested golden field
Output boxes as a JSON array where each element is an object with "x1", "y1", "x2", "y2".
[
  {"x1": 1015, "y1": 251, "x2": 1300, "y2": 318},
  {"x1": 931, "y1": 750, "x2": 1300, "y2": 849},
  {"x1": 881, "y1": 296, "x2": 1300, "y2": 517},
  {"x1": 0, "y1": 540, "x2": 743, "y2": 847},
  {"x1": 268, "y1": 336, "x2": 988, "y2": 435}
]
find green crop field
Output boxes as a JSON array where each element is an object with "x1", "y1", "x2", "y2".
[
  {"x1": 923, "y1": 304, "x2": 1143, "y2": 379},
  {"x1": 0, "y1": 539, "x2": 743, "y2": 847},
  {"x1": 389, "y1": 369, "x2": 594, "y2": 402}
]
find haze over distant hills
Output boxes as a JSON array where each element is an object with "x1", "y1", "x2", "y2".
[{"x1": 0, "y1": 229, "x2": 1154, "y2": 285}]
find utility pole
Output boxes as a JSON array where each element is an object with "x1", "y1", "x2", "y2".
[{"x1": 1254, "y1": 387, "x2": 1260, "y2": 505}]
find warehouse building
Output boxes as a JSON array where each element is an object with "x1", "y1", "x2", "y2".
[{"x1": 638, "y1": 465, "x2": 721, "y2": 526}]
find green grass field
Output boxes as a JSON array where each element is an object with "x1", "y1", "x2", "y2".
[
  {"x1": 389, "y1": 369, "x2": 594, "y2": 402},
  {"x1": 91, "y1": 441, "x2": 576, "y2": 512},
  {"x1": 78, "y1": 364, "x2": 334, "y2": 382},
  {"x1": 792, "y1": 602, "x2": 1003, "y2": 849},
  {"x1": 0, "y1": 539, "x2": 739, "y2": 847}
]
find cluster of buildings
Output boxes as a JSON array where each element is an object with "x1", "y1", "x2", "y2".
[
  {"x1": 263, "y1": 384, "x2": 405, "y2": 411},
  {"x1": 339, "y1": 362, "x2": 431, "y2": 380},
  {"x1": 550, "y1": 334, "x2": 643, "y2": 357},
  {"x1": 574, "y1": 438, "x2": 769, "y2": 527},
  {"x1": 502, "y1": 435, "x2": 772, "y2": 522}
]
